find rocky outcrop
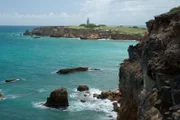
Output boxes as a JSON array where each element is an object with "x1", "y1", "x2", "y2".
[
  {"x1": 23, "y1": 29, "x2": 31, "y2": 35},
  {"x1": 118, "y1": 11, "x2": 180, "y2": 120},
  {"x1": 94, "y1": 89, "x2": 121, "y2": 102},
  {"x1": 24, "y1": 26, "x2": 143, "y2": 40},
  {"x1": 57, "y1": 67, "x2": 89, "y2": 74},
  {"x1": 77, "y1": 85, "x2": 89, "y2": 92},
  {"x1": 5, "y1": 78, "x2": 21, "y2": 83},
  {"x1": 44, "y1": 88, "x2": 69, "y2": 108}
]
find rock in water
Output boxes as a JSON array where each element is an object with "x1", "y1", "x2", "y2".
[
  {"x1": 23, "y1": 29, "x2": 31, "y2": 35},
  {"x1": 45, "y1": 88, "x2": 69, "y2": 108},
  {"x1": 0, "y1": 93, "x2": 4, "y2": 99},
  {"x1": 77, "y1": 85, "x2": 89, "y2": 92},
  {"x1": 5, "y1": 78, "x2": 21, "y2": 83},
  {"x1": 113, "y1": 102, "x2": 119, "y2": 112},
  {"x1": 80, "y1": 100, "x2": 86, "y2": 103},
  {"x1": 56, "y1": 67, "x2": 89, "y2": 74}
]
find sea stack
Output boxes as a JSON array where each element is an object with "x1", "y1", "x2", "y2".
[{"x1": 45, "y1": 88, "x2": 69, "y2": 108}]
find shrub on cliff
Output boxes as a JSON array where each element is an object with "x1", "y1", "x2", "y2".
[
  {"x1": 169, "y1": 6, "x2": 180, "y2": 13},
  {"x1": 132, "y1": 26, "x2": 138, "y2": 28},
  {"x1": 79, "y1": 24, "x2": 98, "y2": 29},
  {"x1": 86, "y1": 24, "x2": 97, "y2": 28},
  {"x1": 79, "y1": 24, "x2": 87, "y2": 27},
  {"x1": 97, "y1": 24, "x2": 106, "y2": 27}
]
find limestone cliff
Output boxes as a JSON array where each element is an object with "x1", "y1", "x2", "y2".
[
  {"x1": 118, "y1": 11, "x2": 180, "y2": 120},
  {"x1": 24, "y1": 26, "x2": 142, "y2": 40}
]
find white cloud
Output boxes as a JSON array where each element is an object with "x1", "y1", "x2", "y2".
[
  {"x1": 79, "y1": 0, "x2": 180, "y2": 25},
  {"x1": 0, "y1": 0, "x2": 180, "y2": 25}
]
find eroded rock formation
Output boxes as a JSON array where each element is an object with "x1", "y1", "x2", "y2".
[
  {"x1": 118, "y1": 11, "x2": 180, "y2": 120},
  {"x1": 45, "y1": 88, "x2": 69, "y2": 108}
]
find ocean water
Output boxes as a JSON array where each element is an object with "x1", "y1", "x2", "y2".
[{"x1": 0, "y1": 26, "x2": 137, "y2": 120}]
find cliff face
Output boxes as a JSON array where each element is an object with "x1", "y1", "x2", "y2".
[
  {"x1": 25, "y1": 26, "x2": 142, "y2": 40},
  {"x1": 118, "y1": 11, "x2": 180, "y2": 120}
]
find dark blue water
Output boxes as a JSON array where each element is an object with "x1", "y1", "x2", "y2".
[{"x1": 0, "y1": 26, "x2": 137, "y2": 120}]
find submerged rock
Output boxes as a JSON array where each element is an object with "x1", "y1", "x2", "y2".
[
  {"x1": 77, "y1": 85, "x2": 89, "y2": 92},
  {"x1": 56, "y1": 67, "x2": 89, "y2": 74},
  {"x1": 44, "y1": 88, "x2": 69, "y2": 108},
  {"x1": 5, "y1": 78, "x2": 21, "y2": 83}
]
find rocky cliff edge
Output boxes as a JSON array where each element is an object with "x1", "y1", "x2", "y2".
[{"x1": 118, "y1": 10, "x2": 180, "y2": 120}]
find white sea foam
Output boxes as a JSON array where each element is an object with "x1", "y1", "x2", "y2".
[
  {"x1": 33, "y1": 102, "x2": 48, "y2": 109},
  {"x1": 33, "y1": 88, "x2": 117, "y2": 119},
  {"x1": 69, "y1": 88, "x2": 117, "y2": 119},
  {"x1": 50, "y1": 70, "x2": 58, "y2": 74},
  {"x1": 32, "y1": 102, "x2": 66, "y2": 111},
  {"x1": 6, "y1": 94, "x2": 19, "y2": 99},
  {"x1": 0, "y1": 97, "x2": 5, "y2": 101},
  {"x1": 98, "y1": 39, "x2": 110, "y2": 41},
  {"x1": 37, "y1": 88, "x2": 46, "y2": 93}
]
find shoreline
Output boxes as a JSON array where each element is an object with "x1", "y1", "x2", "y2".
[{"x1": 23, "y1": 26, "x2": 145, "y2": 41}]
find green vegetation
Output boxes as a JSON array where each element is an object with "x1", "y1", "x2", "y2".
[
  {"x1": 169, "y1": 6, "x2": 180, "y2": 14},
  {"x1": 97, "y1": 24, "x2": 106, "y2": 27},
  {"x1": 131, "y1": 26, "x2": 138, "y2": 28},
  {"x1": 68, "y1": 25, "x2": 147, "y2": 35},
  {"x1": 79, "y1": 24, "x2": 106, "y2": 29}
]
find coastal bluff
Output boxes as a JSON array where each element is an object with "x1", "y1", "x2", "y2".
[
  {"x1": 118, "y1": 10, "x2": 180, "y2": 120},
  {"x1": 23, "y1": 26, "x2": 143, "y2": 40}
]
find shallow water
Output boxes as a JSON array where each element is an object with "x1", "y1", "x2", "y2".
[{"x1": 0, "y1": 26, "x2": 137, "y2": 120}]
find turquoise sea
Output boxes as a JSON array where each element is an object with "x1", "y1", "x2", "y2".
[{"x1": 0, "y1": 26, "x2": 137, "y2": 120}]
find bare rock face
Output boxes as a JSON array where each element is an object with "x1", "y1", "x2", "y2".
[
  {"x1": 57, "y1": 67, "x2": 89, "y2": 74},
  {"x1": 23, "y1": 29, "x2": 31, "y2": 35},
  {"x1": 45, "y1": 88, "x2": 69, "y2": 108},
  {"x1": 118, "y1": 10, "x2": 180, "y2": 120},
  {"x1": 77, "y1": 85, "x2": 89, "y2": 92}
]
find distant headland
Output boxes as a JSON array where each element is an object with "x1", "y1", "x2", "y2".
[{"x1": 24, "y1": 18, "x2": 147, "y2": 41}]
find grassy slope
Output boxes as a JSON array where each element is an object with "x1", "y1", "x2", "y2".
[{"x1": 68, "y1": 26, "x2": 147, "y2": 35}]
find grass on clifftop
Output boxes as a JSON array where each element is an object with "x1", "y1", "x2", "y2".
[
  {"x1": 169, "y1": 6, "x2": 180, "y2": 14},
  {"x1": 68, "y1": 25, "x2": 147, "y2": 35}
]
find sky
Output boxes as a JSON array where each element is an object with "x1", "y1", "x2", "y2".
[{"x1": 0, "y1": 0, "x2": 179, "y2": 26}]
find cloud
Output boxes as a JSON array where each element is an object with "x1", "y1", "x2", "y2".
[
  {"x1": 79, "y1": 0, "x2": 180, "y2": 25},
  {"x1": 0, "y1": 0, "x2": 179, "y2": 25}
]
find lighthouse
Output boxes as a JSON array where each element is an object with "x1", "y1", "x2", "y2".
[{"x1": 87, "y1": 18, "x2": 90, "y2": 25}]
